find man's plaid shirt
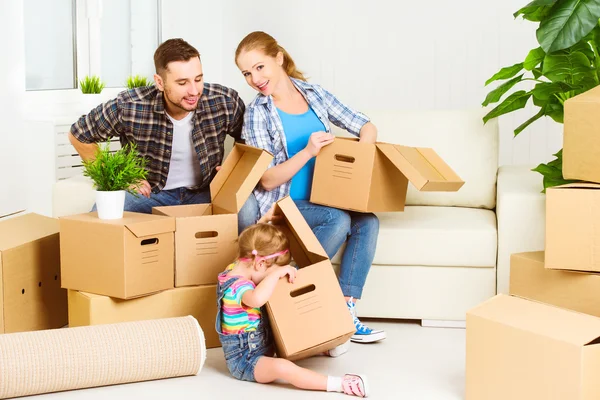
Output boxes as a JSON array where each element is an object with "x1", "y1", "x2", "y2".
[
  {"x1": 70, "y1": 84, "x2": 245, "y2": 193},
  {"x1": 242, "y1": 78, "x2": 370, "y2": 217}
]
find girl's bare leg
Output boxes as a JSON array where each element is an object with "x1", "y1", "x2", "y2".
[{"x1": 254, "y1": 356, "x2": 327, "y2": 391}]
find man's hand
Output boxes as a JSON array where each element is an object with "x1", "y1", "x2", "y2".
[{"x1": 131, "y1": 180, "x2": 151, "y2": 198}]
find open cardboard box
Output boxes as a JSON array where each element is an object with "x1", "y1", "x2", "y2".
[
  {"x1": 563, "y1": 86, "x2": 600, "y2": 183},
  {"x1": 60, "y1": 212, "x2": 175, "y2": 299},
  {"x1": 310, "y1": 138, "x2": 464, "y2": 212},
  {"x1": 68, "y1": 285, "x2": 220, "y2": 348},
  {"x1": 467, "y1": 294, "x2": 600, "y2": 400},
  {"x1": 153, "y1": 143, "x2": 273, "y2": 287},
  {"x1": 0, "y1": 213, "x2": 67, "y2": 333},
  {"x1": 265, "y1": 196, "x2": 355, "y2": 361},
  {"x1": 545, "y1": 183, "x2": 600, "y2": 272}
]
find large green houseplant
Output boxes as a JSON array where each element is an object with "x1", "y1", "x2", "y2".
[
  {"x1": 483, "y1": 0, "x2": 600, "y2": 191},
  {"x1": 82, "y1": 142, "x2": 148, "y2": 219}
]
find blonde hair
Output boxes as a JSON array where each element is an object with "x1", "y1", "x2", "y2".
[
  {"x1": 235, "y1": 31, "x2": 307, "y2": 82},
  {"x1": 237, "y1": 223, "x2": 291, "y2": 266}
]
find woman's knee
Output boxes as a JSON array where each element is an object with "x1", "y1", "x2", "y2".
[{"x1": 327, "y1": 208, "x2": 352, "y2": 235}]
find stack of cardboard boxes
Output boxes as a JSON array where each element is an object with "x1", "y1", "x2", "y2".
[
  {"x1": 60, "y1": 144, "x2": 273, "y2": 349},
  {"x1": 466, "y1": 86, "x2": 600, "y2": 400}
]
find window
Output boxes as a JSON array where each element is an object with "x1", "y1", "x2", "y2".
[{"x1": 24, "y1": 0, "x2": 161, "y2": 91}]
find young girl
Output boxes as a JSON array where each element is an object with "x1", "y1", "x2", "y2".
[{"x1": 216, "y1": 223, "x2": 369, "y2": 397}]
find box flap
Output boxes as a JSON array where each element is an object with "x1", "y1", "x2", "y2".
[
  {"x1": 275, "y1": 196, "x2": 328, "y2": 261},
  {"x1": 550, "y1": 183, "x2": 600, "y2": 190},
  {"x1": 376, "y1": 143, "x2": 464, "y2": 192},
  {"x1": 469, "y1": 294, "x2": 600, "y2": 346},
  {"x1": 0, "y1": 213, "x2": 59, "y2": 252},
  {"x1": 567, "y1": 85, "x2": 600, "y2": 103},
  {"x1": 512, "y1": 251, "x2": 544, "y2": 265},
  {"x1": 152, "y1": 204, "x2": 212, "y2": 218},
  {"x1": 123, "y1": 213, "x2": 175, "y2": 238},
  {"x1": 210, "y1": 144, "x2": 273, "y2": 214}
]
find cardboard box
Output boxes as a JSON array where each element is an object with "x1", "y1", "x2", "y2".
[
  {"x1": 563, "y1": 86, "x2": 600, "y2": 183},
  {"x1": 510, "y1": 251, "x2": 600, "y2": 317},
  {"x1": 68, "y1": 285, "x2": 220, "y2": 348},
  {"x1": 265, "y1": 196, "x2": 355, "y2": 361},
  {"x1": 60, "y1": 212, "x2": 175, "y2": 299},
  {"x1": 545, "y1": 183, "x2": 600, "y2": 272},
  {"x1": 0, "y1": 213, "x2": 67, "y2": 333},
  {"x1": 467, "y1": 294, "x2": 600, "y2": 400},
  {"x1": 153, "y1": 143, "x2": 273, "y2": 287},
  {"x1": 310, "y1": 138, "x2": 464, "y2": 212}
]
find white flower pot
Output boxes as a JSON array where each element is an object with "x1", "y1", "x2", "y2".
[
  {"x1": 96, "y1": 190, "x2": 126, "y2": 220},
  {"x1": 79, "y1": 93, "x2": 103, "y2": 115}
]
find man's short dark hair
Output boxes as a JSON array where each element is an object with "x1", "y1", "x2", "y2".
[{"x1": 153, "y1": 38, "x2": 200, "y2": 76}]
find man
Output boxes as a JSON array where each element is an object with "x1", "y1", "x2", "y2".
[{"x1": 69, "y1": 38, "x2": 259, "y2": 232}]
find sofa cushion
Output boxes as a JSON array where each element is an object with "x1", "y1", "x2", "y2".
[
  {"x1": 329, "y1": 109, "x2": 499, "y2": 209},
  {"x1": 332, "y1": 206, "x2": 497, "y2": 267}
]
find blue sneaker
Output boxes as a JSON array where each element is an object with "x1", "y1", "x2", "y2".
[{"x1": 347, "y1": 298, "x2": 386, "y2": 343}]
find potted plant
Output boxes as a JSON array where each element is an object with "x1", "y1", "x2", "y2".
[
  {"x1": 82, "y1": 142, "x2": 148, "y2": 220},
  {"x1": 79, "y1": 75, "x2": 106, "y2": 114},
  {"x1": 482, "y1": 0, "x2": 600, "y2": 191},
  {"x1": 126, "y1": 75, "x2": 153, "y2": 89}
]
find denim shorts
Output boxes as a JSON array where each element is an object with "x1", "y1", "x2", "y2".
[{"x1": 219, "y1": 323, "x2": 274, "y2": 382}]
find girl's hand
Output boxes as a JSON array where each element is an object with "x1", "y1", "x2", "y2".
[
  {"x1": 304, "y1": 131, "x2": 335, "y2": 157},
  {"x1": 278, "y1": 265, "x2": 297, "y2": 283}
]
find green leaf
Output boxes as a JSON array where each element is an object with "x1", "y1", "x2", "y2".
[
  {"x1": 546, "y1": 102, "x2": 564, "y2": 122},
  {"x1": 514, "y1": 108, "x2": 546, "y2": 136},
  {"x1": 482, "y1": 74, "x2": 524, "y2": 106},
  {"x1": 524, "y1": 47, "x2": 546, "y2": 70},
  {"x1": 483, "y1": 91, "x2": 532, "y2": 123},
  {"x1": 514, "y1": 0, "x2": 558, "y2": 21},
  {"x1": 536, "y1": 0, "x2": 600, "y2": 53},
  {"x1": 532, "y1": 81, "x2": 580, "y2": 101},
  {"x1": 485, "y1": 63, "x2": 524, "y2": 86},
  {"x1": 82, "y1": 142, "x2": 148, "y2": 192},
  {"x1": 543, "y1": 51, "x2": 595, "y2": 84}
]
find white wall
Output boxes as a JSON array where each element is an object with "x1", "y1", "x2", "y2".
[
  {"x1": 0, "y1": 0, "x2": 27, "y2": 217},
  {"x1": 217, "y1": 0, "x2": 562, "y2": 167}
]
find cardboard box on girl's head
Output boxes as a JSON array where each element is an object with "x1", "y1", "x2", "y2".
[
  {"x1": 265, "y1": 196, "x2": 355, "y2": 361},
  {"x1": 152, "y1": 143, "x2": 273, "y2": 287}
]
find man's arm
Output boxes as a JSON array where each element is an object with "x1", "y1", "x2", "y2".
[
  {"x1": 228, "y1": 91, "x2": 246, "y2": 143},
  {"x1": 68, "y1": 132, "x2": 98, "y2": 161}
]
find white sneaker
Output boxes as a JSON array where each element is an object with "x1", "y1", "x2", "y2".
[{"x1": 326, "y1": 339, "x2": 350, "y2": 357}]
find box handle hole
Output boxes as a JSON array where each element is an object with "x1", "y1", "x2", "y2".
[
  {"x1": 195, "y1": 231, "x2": 218, "y2": 239},
  {"x1": 334, "y1": 154, "x2": 355, "y2": 163},
  {"x1": 290, "y1": 284, "x2": 316, "y2": 298},
  {"x1": 21, "y1": 289, "x2": 25, "y2": 294},
  {"x1": 141, "y1": 238, "x2": 159, "y2": 246}
]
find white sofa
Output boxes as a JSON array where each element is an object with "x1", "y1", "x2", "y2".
[{"x1": 53, "y1": 109, "x2": 547, "y2": 326}]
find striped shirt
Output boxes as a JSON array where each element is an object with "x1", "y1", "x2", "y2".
[
  {"x1": 70, "y1": 84, "x2": 245, "y2": 193},
  {"x1": 218, "y1": 264, "x2": 261, "y2": 334},
  {"x1": 242, "y1": 78, "x2": 370, "y2": 216}
]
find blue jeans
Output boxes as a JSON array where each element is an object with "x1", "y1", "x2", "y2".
[
  {"x1": 92, "y1": 188, "x2": 260, "y2": 234},
  {"x1": 295, "y1": 200, "x2": 379, "y2": 299}
]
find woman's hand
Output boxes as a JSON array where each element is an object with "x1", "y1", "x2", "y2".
[{"x1": 304, "y1": 131, "x2": 335, "y2": 157}]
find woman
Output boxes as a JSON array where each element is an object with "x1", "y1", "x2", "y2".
[{"x1": 236, "y1": 31, "x2": 385, "y2": 344}]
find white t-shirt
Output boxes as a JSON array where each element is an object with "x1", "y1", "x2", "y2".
[{"x1": 163, "y1": 111, "x2": 203, "y2": 190}]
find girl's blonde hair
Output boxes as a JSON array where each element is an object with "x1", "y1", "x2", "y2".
[
  {"x1": 235, "y1": 31, "x2": 307, "y2": 82},
  {"x1": 237, "y1": 223, "x2": 291, "y2": 266}
]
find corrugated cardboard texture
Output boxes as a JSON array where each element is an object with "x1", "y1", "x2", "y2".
[
  {"x1": 153, "y1": 204, "x2": 237, "y2": 287},
  {"x1": 510, "y1": 252, "x2": 600, "y2": 317},
  {"x1": 311, "y1": 138, "x2": 463, "y2": 212},
  {"x1": 0, "y1": 213, "x2": 67, "y2": 334},
  {"x1": 563, "y1": 86, "x2": 600, "y2": 183},
  {"x1": 267, "y1": 197, "x2": 355, "y2": 360},
  {"x1": 60, "y1": 212, "x2": 175, "y2": 299},
  {"x1": 68, "y1": 286, "x2": 220, "y2": 348},
  {"x1": 467, "y1": 294, "x2": 600, "y2": 400},
  {"x1": 210, "y1": 143, "x2": 274, "y2": 215},
  {"x1": 546, "y1": 185, "x2": 600, "y2": 272}
]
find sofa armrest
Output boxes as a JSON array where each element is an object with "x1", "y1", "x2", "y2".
[
  {"x1": 52, "y1": 175, "x2": 96, "y2": 218},
  {"x1": 496, "y1": 165, "x2": 546, "y2": 294}
]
